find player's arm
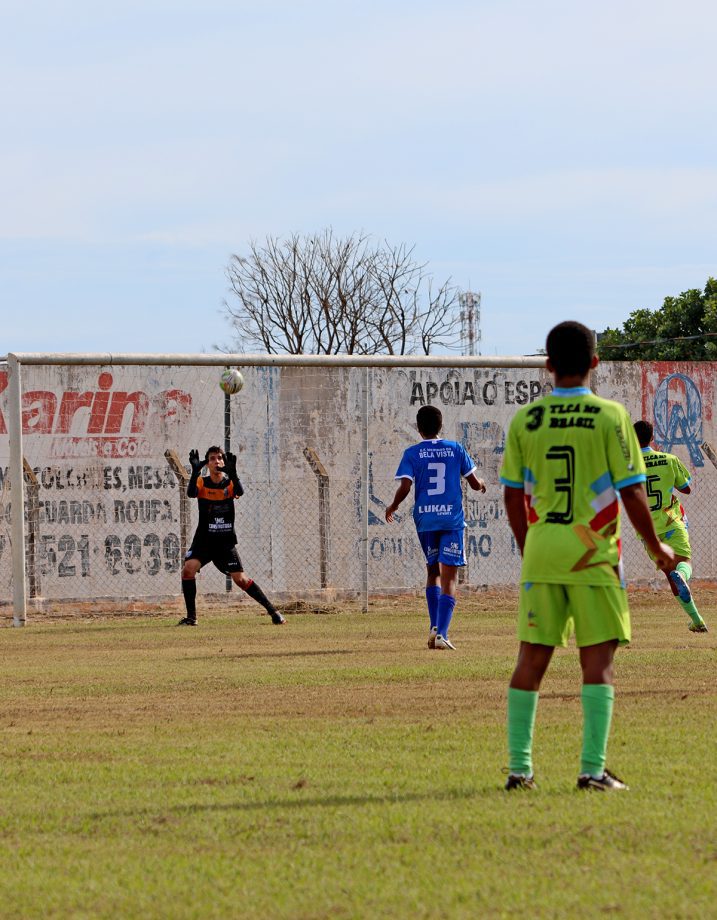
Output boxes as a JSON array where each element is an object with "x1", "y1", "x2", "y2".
[
  {"x1": 503, "y1": 485, "x2": 528, "y2": 555},
  {"x1": 187, "y1": 449, "x2": 203, "y2": 497},
  {"x1": 385, "y1": 478, "x2": 412, "y2": 523},
  {"x1": 499, "y1": 416, "x2": 526, "y2": 552},
  {"x1": 223, "y1": 451, "x2": 244, "y2": 498},
  {"x1": 466, "y1": 471, "x2": 487, "y2": 493},
  {"x1": 674, "y1": 457, "x2": 691, "y2": 494},
  {"x1": 620, "y1": 483, "x2": 676, "y2": 571}
]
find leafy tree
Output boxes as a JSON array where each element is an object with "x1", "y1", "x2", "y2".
[
  {"x1": 598, "y1": 278, "x2": 717, "y2": 360},
  {"x1": 222, "y1": 229, "x2": 461, "y2": 355}
]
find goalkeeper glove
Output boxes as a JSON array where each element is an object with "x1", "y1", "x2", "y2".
[{"x1": 189, "y1": 449, "x2": 204, "y2": 474}]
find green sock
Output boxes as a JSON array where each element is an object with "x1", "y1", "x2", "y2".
[
  {"x1": 580, "y1": 684, "x2": 614, "y2": 777},
  {"x1": 679, "y1": 597, "x2": 703, "y2": 626},
  {"x1": 507, "y1": 687, "x2": 538, "y2": 776},
  {"x1": 674, "y1": 561, "x2": 703, "y2": 626},
  {"x1": 676, "y1": 561, "x2": 692, "y2": 582}
]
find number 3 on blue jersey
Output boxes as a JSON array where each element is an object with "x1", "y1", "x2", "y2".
[{"x1": 427, "y1": 462, "x2": 446, "y2": 495}]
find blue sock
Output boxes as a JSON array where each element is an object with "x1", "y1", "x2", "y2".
[
  {"x1": 425, "y1": 586, "x2": 441, "y2": 629},
  {"x1": 436, "y1": 594, "x2": 456, "y2": 637}
]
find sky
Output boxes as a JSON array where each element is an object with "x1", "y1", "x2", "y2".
[{"x1": 2, "y1": 0, "x2": 716, "y2": 357}]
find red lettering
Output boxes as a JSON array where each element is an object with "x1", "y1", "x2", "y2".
[
  {"x1": 57, "y1": 391, "x2": 94, "y2": 433},
  {"x1": 157, "y1": 389, "x2": 192, "y2": 423},
  {"x1": 0, "y1": 371, "x2": 192, "y2": 446},
  {"x1": 23, "y1": 392, "x2": 57, "y2": 433},
  {"x1": 105, "y1": 392, "x2": 150, "y2": 434}
]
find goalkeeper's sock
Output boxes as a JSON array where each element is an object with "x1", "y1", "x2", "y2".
[
  {"x1": 425, "y1": 585, "x2": 441, "y2": 629},
  {"x1": 507, "y1": 687, "x2": 538, "y2": 776},
  {"x1": 436, "y1": 594, "x2": 456, "y2": 638},
  {"x1": 580, "y1": 684, "x2": 614, "y2": 778},
  {"x1": 181, "y1": 579, "x2": 197, "y2": 619},
  {"x1": 244, "y1": 579, "x2": 273, "y2": 613}
]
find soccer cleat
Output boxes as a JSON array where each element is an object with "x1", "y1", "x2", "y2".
[
  {"x1": 177, "y1": 617, "x2": 197, "y2": 626},
  {"x1": 577, "y1": 768, "x2": 629, "y2": 791},
  {"x1": 504, "y1": 773, "x2": 536, "y2": 791},
  {"x1": 688, "y1": 620, "x2": 708, "y2": 633},
  {"x1": 434, "y1": 634, "x2": 455, "y2": 650},
  {"x1": 428, "y1": 626, "x2": 438, "y2": 649},
  {"x1": 669, "y1": 570, "x2": 692, "y2": 603},
  {"x1": 269, "y1": 609, "x2": 286, "y2": 625}
]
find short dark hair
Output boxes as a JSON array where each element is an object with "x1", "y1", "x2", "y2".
[
  {"x1": 416, "y1": 405, "x2": 442, "y2": 438},
  {"x1": 633, "y1": 420, "x2": 653, "y2": 448},
  {"x1": 204, "y1": 445, "x2": 225, "y2": 462},
  {"x1": 546, "y1": 321, "x2": 595, "y2": 377}
]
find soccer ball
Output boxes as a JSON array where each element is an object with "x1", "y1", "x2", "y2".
[{"x1": 219, "y1": 368, "x2": 244, "y2": 395}]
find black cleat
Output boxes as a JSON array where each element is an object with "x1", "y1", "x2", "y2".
[
  {"x1": 177, "y1": 617, "x2": 197, "y2": 626},
  {"x1": 269, "y1": 610, "x2": 286, "y2": 625},
  {"x1": 577, "y1": 768, "x2": 628, "y2": 791},
  {"x1": 504, "y1": 773, "x2": 537, "y2": 791}
]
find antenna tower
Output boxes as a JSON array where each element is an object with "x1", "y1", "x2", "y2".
[{"x1": 459, "y1": 290, "x2": 481, "y2": 355}]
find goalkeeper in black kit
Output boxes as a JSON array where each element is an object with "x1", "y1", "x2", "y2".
[{"x1": 178, "y1": 445, "x2": 285, "y2": 626}]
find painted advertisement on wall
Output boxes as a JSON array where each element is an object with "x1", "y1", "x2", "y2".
[{"x1": 0, "y1": 365, "x2": 221, "y2": 600}]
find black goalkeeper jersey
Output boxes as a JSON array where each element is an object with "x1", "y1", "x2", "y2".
[{"x1": 189, "y1": 474, "x2": 239, "y2": 544}]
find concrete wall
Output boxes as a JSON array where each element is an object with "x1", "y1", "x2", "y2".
[{"x1": 1, "y1": 361, "x2": 714, "y2": 602}]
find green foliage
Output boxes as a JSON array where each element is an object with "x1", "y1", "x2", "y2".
[{"x1": 598, "y1": 277, "x2": 717, "y2": 360}]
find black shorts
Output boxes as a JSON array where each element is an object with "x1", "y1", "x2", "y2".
[{"x1": 185, "y1": 541, "x2": 243, "y2": 574}]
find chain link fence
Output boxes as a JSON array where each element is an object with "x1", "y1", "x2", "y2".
[{"x1": 2, "y1": 356, "x2": 716, "y2": 622}]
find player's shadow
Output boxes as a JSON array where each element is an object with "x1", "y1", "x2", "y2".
[
  {"x1": 88, "y1": 787, "x2": 480, "y2": 822},
  {"x1": 182, "y1": 649, "x2": 355, "y2": 661}
]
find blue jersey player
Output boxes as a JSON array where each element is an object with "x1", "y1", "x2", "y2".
[{"x1": 385, "y1": 405, "x2": 486, "y2": 649}]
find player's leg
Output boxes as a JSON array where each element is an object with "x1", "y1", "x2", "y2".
[
  {"x1": 576, "y1": 640, "x2": 627, "y2": 790},
  {"x1": 224, "y1": 550, "x2": 285, "y2": 624},
  {"x1": 434, "y1": 562, "x2": 459, "y2": 649},
  {"x1": 506, "y1": 641, "x2": 554, "y2": 788},
  {"x1": 649, "y1": 525, "x2": 707, "y2": 632},
  {"x1": 572, "y1": 584, "x2": 629, "y2": 790},
  {"x1": 666, "y1": 550, "x2": 707, "y2": 633},
  {"x1": 505, "y1": 583, "x2": 567, "y2": 789},
  {"x1": 433, "y1": 530, "x2": 465, "y2": 649},
  {"x1": 418, "y1": 532, "x2": 441, "y2": 647},
  {"x1": 179, "y1": 556, "x2": 202, "y2": 625},
  {"x1": 425, "y1": 560, "x2": 440, "y2": 648}
]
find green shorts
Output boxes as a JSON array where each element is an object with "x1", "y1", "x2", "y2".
[
  {"x1": 643, "y1": 521, "x2": 691, "y2": 562},
  {"x1": 518, "y1": 582, "x2": 631, "y2": 648}
]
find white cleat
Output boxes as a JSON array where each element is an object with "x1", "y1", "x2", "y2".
[
  {"x1": 428, "y1": 626, "x2": 438, "y2": 649},
  {"x1": 434, "y1": 634, "x2": 456, "y2": 650}
]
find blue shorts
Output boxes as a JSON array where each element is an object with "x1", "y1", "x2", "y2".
[{"x1": 417, "y1": 529, "x2": 466, "y2": 567}]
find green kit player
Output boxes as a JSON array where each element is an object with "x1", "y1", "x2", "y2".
[
  {"x1": 633, "y1": 420, "x2": 708, "y2": 633},
  {"x1": 499, "y1": 322, "x2": 675, "y2": 792}
]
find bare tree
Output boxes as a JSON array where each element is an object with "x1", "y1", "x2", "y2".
[{"x1": 222, "y1": 229, "x2": 461, "y2": 354}]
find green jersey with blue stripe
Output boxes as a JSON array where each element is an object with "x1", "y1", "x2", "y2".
[
  {"x1": 500, "y1": 387, "x2": 646, "y2": 585},
  {"x1": 641, "y1": 447, "x2": 691, "y2": 536}
]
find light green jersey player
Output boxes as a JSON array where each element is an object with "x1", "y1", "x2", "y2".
[
  {"x1": 633, "y1": 420, "x2": 707, "y2": 633},
  {"x1": 501, "y1": 321, "x2": 674, "y2": 795}
]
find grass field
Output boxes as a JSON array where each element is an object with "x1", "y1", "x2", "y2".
[{"x1": 0, "y1": 590, "x2": 715, "y2": 919}]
